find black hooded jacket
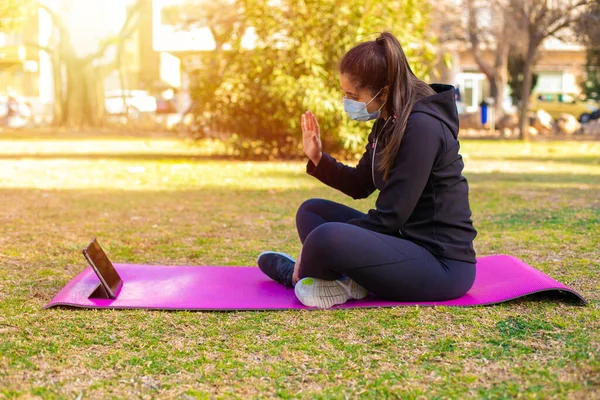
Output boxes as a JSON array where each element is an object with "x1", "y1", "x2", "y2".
[{"x1": 307, "y1": 84, "x2": 477, "y2": 263}]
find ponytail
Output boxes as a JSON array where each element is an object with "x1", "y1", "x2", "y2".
[
  {"x1": 341, "y1": 32, "x2": 435, "y2": 180},
  {"x1": 376, "y1": 32, "x2": 434, "y2": 179}
]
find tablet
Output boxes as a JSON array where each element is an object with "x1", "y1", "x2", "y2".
[{"x1": 82, "y1": 238, "x2": 123, "y2": 299}]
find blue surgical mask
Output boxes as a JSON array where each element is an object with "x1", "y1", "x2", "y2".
[{"x1": 343, "y1": 88, "x2": 384, "y2": 121}]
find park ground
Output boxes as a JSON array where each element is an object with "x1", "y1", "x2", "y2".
[{"x1": 0, "y1": 129, "x2": 598, "y2": 398}]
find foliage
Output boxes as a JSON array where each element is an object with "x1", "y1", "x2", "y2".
[
  {"x1": 507, "y1": 51, "x2": 539, "y2": 106},
  {"x1": 583, "y1": 49, "x2": 600, "y2": 100},
  {"x1": 164, "y1": 0, "x2": 247, "y2": 111},
  {"x1": 181, "y1": 0, "x2": 438, "y2": 157},
  {"x1": 577, "y1": 0, "x2": 600, "y2": 100},
  {"x1": 0, "y1": 0, "x2": 32, "y2": 31},
  {"x1": 576, "y1": 0, "x2": 600, "y2": 45}
]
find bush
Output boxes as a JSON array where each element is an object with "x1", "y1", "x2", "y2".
[{"x1": 186, "y1": 0, "x2": 438, "y2": 158}]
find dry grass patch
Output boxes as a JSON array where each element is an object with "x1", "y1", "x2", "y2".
[{"x1": 0, "y1": 134, "x2": 598, "y2": 398}]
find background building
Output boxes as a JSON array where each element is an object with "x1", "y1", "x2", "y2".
[
  {"x1": 439, "y1": 38, "x2": 587, "y2": 114},
  {"x1": 0, "y1": 0, "x2": 592, "y2": 121}
]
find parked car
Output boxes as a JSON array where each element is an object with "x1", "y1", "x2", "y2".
[
  {"x1": 529, "y1": 93, "x2": 599, "y2": 123},
  {"x1": 155, "y1": 97, "x2": 177, "y2": 114},
  {"x1": 0, "y1": 95, "x2": 33, "y2": 128},
  {"x1": 105, "y1": 90, "x2": 157, "y2": 120}
]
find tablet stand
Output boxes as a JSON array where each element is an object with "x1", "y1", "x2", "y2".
[
  {"x1": 82, "y1": 238, "x2": 123, "y2": 300},
  {"x1": 89, "y1": 282, "x2": 113, "y2": 299}
]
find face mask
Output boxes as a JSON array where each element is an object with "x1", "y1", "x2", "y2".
[{"x1": 343, "y1": 88, "x2": 384, "y2": 121}]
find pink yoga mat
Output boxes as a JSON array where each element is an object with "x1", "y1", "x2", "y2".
[{"x1": 44, "y1": 255, "x2": 586, "y2": 310}]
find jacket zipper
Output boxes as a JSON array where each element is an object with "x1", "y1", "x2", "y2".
[
  {"x1": 371, "y1": 117, "x2": 392, "y2": 188},
  {"x1": 372, "y1": 138, "x2": 378, "y2": 187}
]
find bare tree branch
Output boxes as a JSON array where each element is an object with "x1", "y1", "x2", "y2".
[
  {"x1": 37, "y1": 3, "x2": 69, "y2": 38},
  {"x1": 467, "y1": 0, "x2": 495, "y2": 78},
  {"x1": 83, "y1": 0, "x2": 147, "y2": 64},
  {"x1": 508, "y1": 0, "x2": 594, "y2": 139},
  {"x1": 25, "y1": 42, "x2": 54, "y2": 56},
  {"x1": 544, "y1": 1, "x2": 591, "y2": 38}
]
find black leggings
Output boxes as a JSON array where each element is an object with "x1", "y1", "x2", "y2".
[{"x1": 296, "y1": 199, "x2": 476, "y2": 302}]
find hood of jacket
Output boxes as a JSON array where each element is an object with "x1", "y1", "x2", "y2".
[{"x1": 410, "y1": 84, "x2": 459, "y2": 138}]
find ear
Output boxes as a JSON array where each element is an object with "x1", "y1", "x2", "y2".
[{"x1": 380, "y1": 85, "x2": 390, "y2": 103}]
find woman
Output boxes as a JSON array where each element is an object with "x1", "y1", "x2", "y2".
[{"x1": 258, "y1": 32, "x2": 477, "y2": 309}]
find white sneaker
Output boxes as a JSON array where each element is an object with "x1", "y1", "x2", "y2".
[{"x1": 294, "y1": 277, "x2": 368, "y2": 309}]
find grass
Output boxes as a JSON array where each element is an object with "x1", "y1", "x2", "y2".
[{"x1": 0, "y1": 130, "x2": 598, "y2": 399}]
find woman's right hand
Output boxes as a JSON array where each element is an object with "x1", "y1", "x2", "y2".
[{"x1": 301, "y1": 111, "x2": 322, "y2": 166}]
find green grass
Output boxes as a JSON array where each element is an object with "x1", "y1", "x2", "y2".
[{"x1": 0, "y1": 131, "x2": 598, "y2": 399}]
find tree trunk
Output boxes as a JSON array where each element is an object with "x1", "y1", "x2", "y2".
[
  {"x1": 94, "y1": 70, "x2": 106, "y2": 126},
  {"x1": 518, "y1": 52, "x2": 535, "y2": 141},
  {"x1": 80, "y1": 68, "x2": 88, "y2": 128},
  {"x1": 496, "y1": 64, "x2": 508, "y2": 121},
  {"x1": 51, "y1": 57, "x2": 63, "y2": 125},
  {"x1": 489, "y1": 76, "x2": 498, "y2": 100},
  {"x1": 83, "y1": 66, "x2": 99, "y2": 127},
  {"x1": 117, "y1": 40, "x2": 129, "y2": 127},
  {"x1": 65, "y1": 59, "x2": 81, "y2": 127},
  {"x1": 494, "y1": 37, "x2": 510, "y2": 121},
  {"x1": 489, "y1": 76, "x2": 499, "y2": 123},
  {"x1": 62, "y1": 61, "x2": 73, "y2": 126},
  {"x1": 495, "y1": 76, "x2": 505, "y2": 122},
  {"x1": 60, "y1": 59, "x2": 104, "y2": 128}
]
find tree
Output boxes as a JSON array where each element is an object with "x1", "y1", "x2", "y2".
[
  {"x1": 507, "y1": 50, "x2": 539, "y2": 106},
  {"x1": 34, "y1": 1, "x2": 147, "y2": 127},
  {"x1": 577, "y1": 0, "x2": 600, "y2": 43},
  {"x1": 465, "y1": 0, "x2": 512, "y2": 120},
  {"x1": 162, "y1": 0, "x2": 247, "y2": 110},
  {"x1": 172, "y1": 0, "x2": 438, "y2": 156},
  {"x1": 582, "y1": 49, "x2": 600, "y2": 100},
  {"x1": 576, "y1": 0, "x2": 600, "y2": 100},
  {"x1": 509, "y1": 0, "x2": 593, "y2": 140},
  {"x1": 0, "y1": 0, "x2": 147, "y2": 127}
]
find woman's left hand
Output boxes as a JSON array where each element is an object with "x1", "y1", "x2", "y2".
[{"x1": 292, "y1": 252, "x2": 302, "y2": 285}]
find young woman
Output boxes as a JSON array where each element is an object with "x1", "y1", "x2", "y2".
[{"x1": 257, "y1": 32, "x2": 478, "y2": 308}]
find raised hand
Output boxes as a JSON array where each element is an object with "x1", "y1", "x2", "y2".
[{"x1": 301, "y1": 111, "x2": 322, "y2": 166}]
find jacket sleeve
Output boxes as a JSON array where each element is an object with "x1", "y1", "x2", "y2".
[
  {"x1": 346, "y1": 113, "x2": 443, "y2": 234},
  {"x1": 306, "y1": 137, "x2": 376, "y2": 200}
]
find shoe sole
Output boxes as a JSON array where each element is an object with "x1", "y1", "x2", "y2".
[
  {"x1": 338, "y1": 278, "x2": 369, "y2": 300},
  {"x1": 256, "y1": 251, "x2": 296, "y2": 287}
]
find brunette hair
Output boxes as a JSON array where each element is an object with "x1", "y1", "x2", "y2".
[{"x1": 340, "y1": 32, "x2": 434, "y2": 179}]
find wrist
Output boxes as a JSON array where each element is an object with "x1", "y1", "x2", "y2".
[{"x1": 311, "y1": 152, "x2": 322, "y2": 167}]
